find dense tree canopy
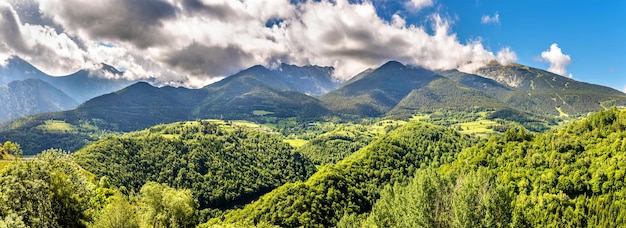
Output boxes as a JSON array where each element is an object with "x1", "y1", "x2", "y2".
[{"x1": 73, "y1": 120, "x2": 316, "y2": 218}]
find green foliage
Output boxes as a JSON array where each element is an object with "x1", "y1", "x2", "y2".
[
  {"x1": 0, "y1": 149, "x2": 94, "y2": 227},
  {"x1": 296, "y1": 124, "x2": 376, "y2": 165},
  {"x1": 0, "y1": 213, "x2": 27, "y2": 228},
  {"x1": 363, "y1": 168, "x2": 511, "y2": 228},
  {"x1": 443, "y1": 108, "x2": 626, "y2": 226},
  {"x1": 90, "y1": 193, "x2": 139, "y2": 228},
  {"x1": 139, "y1": 182, "x2": 197, "y2": 228},
  {"x1": 74, "y1": 120, "x2": 315, "y2": 216},
  {"x1": 207, "y1": 121, "x2": 471, "y2": 227},
  {"x1": 1, "y1": 141, "x2": 21, "y2": 158}
]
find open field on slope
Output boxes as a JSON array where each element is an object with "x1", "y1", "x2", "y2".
[
  {"x1": 36, "y1": 120, "x2": 77, "y2": 133},
  {"x1": 453, "y1": 119, "x2": 498, "y2": 138}
]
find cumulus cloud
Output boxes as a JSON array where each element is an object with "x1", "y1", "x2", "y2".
[
  {"x1": 481, "y1": 12, "x2": 500, "y2": 24},
  {"x1": 405, "y1": 0, "x2": 434, "y2": 12},
  {"x1": 1, "y1": 0, "x2": 511, "y2": 87},
  {"x1": 623, "y1": 85, "x2": 626, "y2": 93},
  {"x1": 541, "y1": 43, "x2": 572, "y2": 78},
  {"x1": 496, "y1": 47, "x2": 517, "y2": 65}
]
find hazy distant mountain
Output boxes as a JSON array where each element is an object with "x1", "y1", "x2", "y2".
[
  {"x1": 0, "y1": 56, "x2": 136, "y2": 103},
  {"x1": 214, "y1": 64, "x2": 339, "y2": 96},
  {"x1": 276, "y1": 63, "x2": 339, "y2": 95},
  {"x1": 0, "y1": 79, "x2": 78, "y2": 123}
]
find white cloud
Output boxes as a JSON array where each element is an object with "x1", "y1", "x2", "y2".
[
  {"x1": 405, "y1": 0, "x2": 434, "y2": 12},
  {"x1": 496, "y1": 47, "x2": 517, "y2": 65},
  {"x1": 623, "y1": 85, "x2": 626, "y2": 93},
  {"x1": 1, "y1": 0, "x2": 511, "y2": 87},
  {"x1": 541, "y1": 43, "x2": 572, "y2": 78},
  {"x1": 481, "y1": 12, "x2": 500, "y2": 24},
  {"x1": 0, "y1": 1, "x2": 88, "y2": 75}
]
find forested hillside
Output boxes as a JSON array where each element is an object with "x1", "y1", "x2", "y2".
[
  {"x1": 344, "y1": 108, "x2": 626, "y2": 227},
  {"x1": 73, "y1": 120, "x2": 315, "y2": 219},
  {"x1": 296, "y1": 123, "x2": 376, "y2": 165},
  {"x1": 204, "y1": 121, "x2": 473, "y2": 227}
]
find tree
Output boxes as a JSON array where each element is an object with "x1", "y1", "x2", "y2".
[
  {"x1": 0, "y1": 149, "x2": 94, "y2": 227},
  {"x1": 91, "y1": 194, "x2": 139, "y2": 228},
  {"x1": 139, "y1": 182, "x2": 197, "y2": 228}
]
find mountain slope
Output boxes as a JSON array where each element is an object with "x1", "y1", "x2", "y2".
[
  {"x1": 276, "y1": 63, "x2": 339, "y2": 95},
  {"x1": 197, "y1": 69, "x2": 331, "y2": 121},
  {"x1": 321, "y1": 61, "x2": 439, "y2": 116},
  {"x1": 0, "y1": 79, "x2": 78, "y2": 122},
  {"x1": 73, "y1": 82, "x2": 207, "y2": 131},
  {"x1": 437, "y1": 69, "x2": 512, "y2": 99},
  {"x1": 475, "y1": 62, "x2": 626, "y2": 116},
  {"x1": 0, "y1": 56, "x2": 135, "y2": 103},
  {"x1": 387, "y1": 77, "x2": 509, "y2": 117}
]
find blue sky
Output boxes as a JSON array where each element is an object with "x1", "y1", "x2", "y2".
[
  {"x1": 378, "y1": 0, "x2": 626, "y2": 91},
  {"x1": 1, "y1": 0, "x2": 624, "y2": 90}
]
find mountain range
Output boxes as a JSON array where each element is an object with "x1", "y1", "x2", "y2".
[{"x1": 1, "y1": 59, "x2": 625, "y2": 155}]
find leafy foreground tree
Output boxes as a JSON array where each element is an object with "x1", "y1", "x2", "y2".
[
  {"x1": 0, "y1": 149, "x2": 94, "y2": 227},
  {"x1": 347, "y1": 168, "x2": 511, "y2": 228},
  {"x1": 138, "y1": 182, "x2": 197, "y2": 228}
]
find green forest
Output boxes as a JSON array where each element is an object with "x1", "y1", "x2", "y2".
[{"x1": 2, "y1": 108, "x2": 626, "y2": 227}]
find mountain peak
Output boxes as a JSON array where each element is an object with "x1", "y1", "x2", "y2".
[
  {"x1": 100, "y1": 63, "x2": 123, "y2": 75},
  {"x1": 378, "y1": 60, "x2": 406, "y2": 70}
]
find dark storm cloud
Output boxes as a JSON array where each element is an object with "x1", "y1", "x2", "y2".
[
  {"x1": 166, "y1": 43, "x2": 254, "y2": 77},
  {"x1": 8, "y1": 0, "x2": 63, "y2": 33},
  {"x1": 181, "y1": 0, "x2": 247, "y2": 22},
  {"x1": 0, "y1": 4, "x2": 28, "y2": 53},
  {"x1": 42, "y1": 0, "x2": 178, "y2": 48}
]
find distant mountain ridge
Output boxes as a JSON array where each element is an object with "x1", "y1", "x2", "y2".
[{"x1": 0, "y1": 56, "x2": 136, "y2": 103}]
